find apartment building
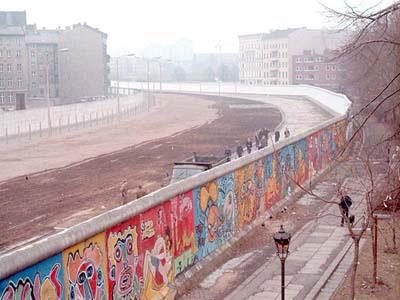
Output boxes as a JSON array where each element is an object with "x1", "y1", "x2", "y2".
[
  {"x1": 58, "y1": 23, "x2": 110, "y2": 103},
  {"x1": 25, "y1": 26, "x2": 60, "y2": 101},
  {"x1": 0, "y1": 12, "x2": 28, "y2": 110},
  {"x1": 238, "y1": 28, "x2": 346, "y2": 85},
  {"x1": 292, "y1": 49, "x2": 346, "y2": 91}
]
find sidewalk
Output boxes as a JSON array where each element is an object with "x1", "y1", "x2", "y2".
[{"x1": 222, "y1": 177, "x2": 366, "y2": 300}]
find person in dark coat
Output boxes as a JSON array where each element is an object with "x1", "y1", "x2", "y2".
[
  {"x1": 246, "y1": 138, "x2": 252, "y2": 154},
  {"x1": 255, "y1": 135, "x2": 260, "y2": 149},
  {"x1": 275, "y1": 130, "x2": 280, "y2": 143},
  {"x1": 339, "y1": 191, "x2": 353, "y2": 226},
  {"x1": 225, "y1": 148, "x2": 232, "y2": 162},
  {"x1": 236, "y1": 143, "x2": 244, "y2": 158},
  {"x1": 284, "y1": 127, "x2": 290, "y2": 138}
]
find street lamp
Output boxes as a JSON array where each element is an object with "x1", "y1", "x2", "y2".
[
  {"x1": 46, "y1": 47, "x2": 69, "y2": 135},
  {"x1": 116, "y1": 53, "x2": 135, "y2": 116},
  {"x1": 273, "y1": 225, "x2": 291, "y2": 300}
]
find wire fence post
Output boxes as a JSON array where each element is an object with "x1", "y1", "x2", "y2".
[
  {"x1": 5, "y1": 127, "x2": 8, "y2": 144},
  {"x1": 29, "y1": 123, "x2": 31, "y2": 139},
  {"x1": 39, "y1": 121, "x2": 42, "y2": 137},
  {"x1": 59, "y1": 118, "x2": 62, "y2": 134}
]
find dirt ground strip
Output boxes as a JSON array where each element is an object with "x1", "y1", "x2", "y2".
[
  {"x1": 0, "y1": 94, "x2": 281, "y2": 252},
  {"x1": 332, "y1": 213, "x2": 400, "y2": 300}
]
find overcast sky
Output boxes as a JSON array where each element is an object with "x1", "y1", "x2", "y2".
[{"x1": 2, "y1": 0, "x2": 395, "y2": 55}]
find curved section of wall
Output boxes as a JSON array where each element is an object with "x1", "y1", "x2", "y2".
[{"x1": 0, "y1": 87, "x2": 349, "y2": 300}]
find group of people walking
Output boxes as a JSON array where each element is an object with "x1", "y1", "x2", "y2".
[{"x1": 233, "y1": 127, "x2": 291, "y2": 159}]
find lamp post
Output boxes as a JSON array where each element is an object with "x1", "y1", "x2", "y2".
[
  {"x1": 116, "y1": 53, "x2": 135, "y2": 117},
  {"x1": 273, "y1": 225, "x2": 291, "y2": 300}
]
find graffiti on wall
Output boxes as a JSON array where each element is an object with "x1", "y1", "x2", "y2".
[
  {"x1": 308, "y1": 131, "x2": 322, "y2": 176},
  {"x1": 170, "y1": 192, "x2": 196, "y2": 276},
  {"x1": 254, "y1": 160, "x2": 265, "y2": 215},
  {"x1": 193, "y1": 174, "x2": 237, "y2": 262},
  {"x1": 235, "y1": 164, "x2": 257, "y2": 230},
  {"x1": 106, "y1": 217, "x2": 141, "y2": 299},
  {"x1": 140, "y1": 203, "x2": 173, "y2": 300},
  {"x1": 0, "y1": 255, "x2": 63, "y2": 300},
  {"x1": 62, "y1": 233, "x2": 108, "y2": 300},
  {"x1": 264, "y1": 154, "x2": 281, "y2": 210},
  {"x1": 293, "y1": 139, "x2": 309, "y2": 185},
  {"x1": 217, "y1": 173, "x2": 236, "y2": 242},
  {"x1": 279, "y1": 145, "x2": 295, "y2": 198}
]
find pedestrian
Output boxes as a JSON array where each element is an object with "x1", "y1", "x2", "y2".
[
  {"x1": 275, "y1": 130, "x2": 280, "y2": 143},
  {"x1": 236, "y1": 143, "x2": 244, "y2": 158},
  {"x1": 225, "y1": 148, "x2": 232, "y2": 162},
  {"x1": 120, "y1": 179, "x2": 129, "y2": 204},
  {"x1": 260, "y1": 135, "x2": 267, "y2": 148},
  {"x1": 246, "y1": 138, "x2": 252, "y2": 154},
  {"x1": 339, "y1": 191, "x2": 353, "y2": 226},
  {"x1": 192, "y1": 152, "x2": 198, "y2": 162},
  {"x1": 284, "y1": 127, "x2": 290, "y2": 138},
  {"x1": 136, "y1": 185, "x2": 148, "y2": 199},
  {"x1": 255, "y1": 135, "x2": 260, "y2": 149}
]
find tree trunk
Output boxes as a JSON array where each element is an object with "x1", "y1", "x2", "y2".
[
  {"x1": 350, "y1": 238, "x2": 360, "y2": 300},
  {"x1": 372, "y1": 216, "x2": 378, "y2": 285}
]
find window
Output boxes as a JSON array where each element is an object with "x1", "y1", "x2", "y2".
[
  {"x1": 32, "y1": 82, "x2": 36, "y2": 89},
  {"x1": 7, "y1": 64, "x2": 11, "y2": 72},
  {"x1": 296, "y1": 57, "x2": 302, "y2": 63},
  {"x1": 8, "y1": 94, "x2": 13, "y2": 103},
  {"x1": 31, "y1": 50, "x2": 35, "y2": 57},
  {"x1": 326, "y1": 74, "x2": 330, "y2": 80},
  {"x1": 0, "y1": 94, "x2": 4, "y2": 104},
  {"x1": 0, "y1": 50, "x2": 2, "y2": 57},
  {"x1": 7, "y1": 78, "x2": 13, "y2": 87},
  {"x1": 331, "y1": 65, "x2": 336, "y2": 71},
  {"x1": 326, "y1": 65, "x2": 331, "y2": 71},
  {"x1": 17, "y1": 78, "x2": 22, "y2": 88},
  {"x1": 17, "y1": 64, "x2": 22, "y2": 72},
  {"x1": 331, "y1": 74, "x2": 336, "y2": 80},
  {"x1": 0, "y1": 78, "x2": 4, "y2": 87},
  {"x1": 7, "y1": 50, "x2": 11, "y2": 57},
  {"x1": 296, "y1": 75, "x2": 302, "y2": 80},
  {"x1": 0, "y1": 64, "x2": 2, "y2": 72},
  {"x1": 16, "y1": 50, "x2": 21, "y2": 57},
  {"x1": 32, "y1": 71, "x2": 36, "y2": 77}
]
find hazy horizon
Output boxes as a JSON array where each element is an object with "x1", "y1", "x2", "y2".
[{"x1": 2, "y1": 0, "x2": 395, "y2": 55}]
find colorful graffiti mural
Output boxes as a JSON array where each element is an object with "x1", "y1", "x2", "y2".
[
  {"x1": 264, "y1": 154, "x2": 281, "y2": 210},
  {"x1": 235, "y1": 164, "x2": 257, "y2": 230},
  {"x1": 0, "y1": 120, "x2": 348, "y2": 300},
  {"x1": 62, "y1": 233, "x2": 108, "y2": 300},
  {"x1": 106, "y1": 217, "x2": 141, "y2": 299},
  {"x1": 279, "y1": 145, "x2": 295, "y2": 198},
  {"x1": 293, "y1": 139, "x2": 309, "y2": 185},
  {"x1": 193, "y1": 174, "x2": 237, "y2": 261},
  {"x1": 139, "y1": 203, "x2": 173, "y2": 300},
  {"x1": 170, "y1": 192, "x2": 196, "y2": 276},
  {"x1": 0, "y1": 255, "x2": 63, "y2": 300}
]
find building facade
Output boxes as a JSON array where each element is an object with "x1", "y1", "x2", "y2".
[
  {"x1": 292, "y1": 50, "x2": 346, "y2": 91},
  {"x1": 0, "y1": 12, "x2": 28, "y2": 110},
  {"x1": 238, "y1": 28, "x2": 346, "y2": 86},
  {"x1": 58, "y1": 23, "x2": 109, "y2": 103},
  {"x1": 25, "y1": 26, "x2": 60, "y2": 101}
]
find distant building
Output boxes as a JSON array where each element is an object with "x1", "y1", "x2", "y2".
[
  {"x1": 292, "y1": 49, "x2": 346, "y2": 91},
  {"x1": 25, "y1": 26, "x2": 60, "y2": 101},
  {"x1": 238, "y1": 28, "x2": 346, "y2": 85},
  {"x1": 58, "y1": 23, "x2": 109, "y2": 103},
  {"x1": 0, "y1": 11, "x2": 28, "y2": 110}
]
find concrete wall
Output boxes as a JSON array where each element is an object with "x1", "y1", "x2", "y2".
[
  {"x1": 0, "y1": 109, "x2": 348, "y2": 299},
  {"x1": 0, "y1": 92, "x2": 145, "y2": 137}
]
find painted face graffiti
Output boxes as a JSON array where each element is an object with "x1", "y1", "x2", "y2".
[
  {"x1": 0, "y1": 264, "x2": 62, "y2": 300},
  {"x1": 108, "y1": 226, "x2": 140, "y2": 299},
  {"x1": 67, "y1": 244, "x2": 105, "y2": 300}
]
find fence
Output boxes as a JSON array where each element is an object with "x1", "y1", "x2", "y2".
[
  {"x1": 0, "y1": 110, "x2": 348, "y2": 300},
  {"x1": 0, "y1": 91, "x2": 156, "y2": 144}
]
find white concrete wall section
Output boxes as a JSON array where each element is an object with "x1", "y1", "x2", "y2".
[
  {"x1": 0, "y1": 93, "x2": 145, "y2": 137},
  {"x1": 113, "y1": 81, "x2": 351, "y2": 116}
]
